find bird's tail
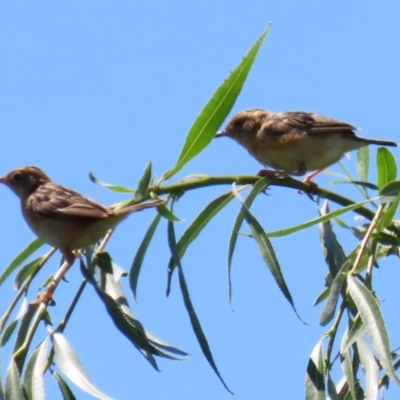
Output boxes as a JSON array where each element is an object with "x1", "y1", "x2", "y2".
[{"x1": 362, "y1": 138, "x2": 397, "y2": 147}]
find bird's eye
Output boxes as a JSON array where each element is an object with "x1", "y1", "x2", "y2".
[
  {"x1": 12, "y1": 173, "x2": 22, "y2": 182},
  {"x1": 233, "y1": 119, "x2": 244, "y2": 130}
]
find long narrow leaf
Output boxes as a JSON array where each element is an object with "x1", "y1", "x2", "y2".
[
  {"x1": 23, "y1": 338, "x2": 49, "y2": 400},
  {"x1": 357, "y1": 146, "x2": 370, "y2": 183},
  {"x1": 52, "y1": 371, "x2": 77, "y2": 400},
  {"x1": 87, "y1": 259, "x2": 187, "y2": 365},
  {"x1": 228, "y1": 178, "x2": 269, "y2": 302},
  {"x1": 162, "y1": 25, "x2": 271, "y2": 180},
  {"x1": 267, "y1": 196, "x2": 381, "y2": 238},
  {"x1": 0, "y1": 239, "x2": 44, "y2": 287},
  {"x1": 5, "y1": 360, "x2": 24, "y2": 400},
  {"x1": 377, "y1": 191, "x2": 400, "y2": 230},
  {"x1": 134, "y1": 162, "x2": 152, "y2": 201},
  {"x1": 130, "y1": 213, "x2": 162, "y2": 300},
  {"x1": 326, "y1": 373, "x2": 339, "y2": 400},
  {"x1": 340, "y1": 328, "x2": 357, "y2": 400},
  {"x1": 379, "y1": 180, "x2": 400, "y2": 197},
  {"x1": 166, "y1": 192, "x2": 235, "y2": 295},
  {"x1": 376, "y1": 147, "x2": 397, "y2": 190},
  {"x1": 319, "y1": 201, "x2": 347, "y2": 278},
  {"x1": 347, "y1": 276, "x2": 400, "y2": 384},
  {"x1": 341, "y1": 316, "x2": 366, "y2": 355},
  {"x1": 1, "y1": 321, "x2": 18, "y2": 348},
  {"x1": 88, "y1": 172, "x2": 135, "y2": 193},
  {"x1": 14, "y1": 258, "x2": 43, "y2": 290},
  {"x1": 13, "y1": 304, "x2": 39, "y2": 373},
  {"x1": 319, "y1": 262, "x2": 348, "y2": 326},
  {"x1": 305, "y1": 339, "x2": 325, "y2": 400},
  {"x1": 53, "y1": 333, "x2": 113, "y2": 400},
  {"x1": 99, "y1": 256, "x2": 187, "y2": 358},
  {"x1": 232, "y1": 184, "x2": 303, "y2": 321},
  {"x1": 167, "y1": 221, "x2": 232, "y2": 394},
  {"x1": 356, "y1": 336, "x2": 379, "y2": 400}
]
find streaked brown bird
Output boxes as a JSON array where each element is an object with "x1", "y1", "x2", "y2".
[
  {"x1": 0, "y1": 166, "x2": 164, "y2": 264},
  {"x1": 215, "y1": 109, "x2": 397, "y2": 182}
]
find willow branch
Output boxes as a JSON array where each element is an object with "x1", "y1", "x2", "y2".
[{"x1": 148, "y1": 174, "x2": 377, "y2": 220}]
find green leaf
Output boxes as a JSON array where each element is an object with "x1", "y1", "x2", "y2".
[
  {"x1": 341, "y1": 316, "x2": 366, "y2": 355},
  {"x1": 356, "y1": 336, "x2": 379, "y2": 400},
  {"x1": 88, "y1": 172, "x2": 135, "y2": 193},
  {"x1": 162, "y1": 25, "x2": 272, "y2": 180},
  {"x1": 305, "y1": 339, "x2": 325, "y2": 400},
  {"x1": 167, "y1": 221, "x2": 232, "y2": 394},
  {"x1": 347, "y1": 276, "x2": 400, "y2": 384},
  {"x1": 84, "y1": 260, "x2": 187, "y2": 364},
  {"x1": 377, "y1": 191, "x2": 400, "y2": 230},
  {"x1": 52, "y1": 371, "x2": 77, "y2": 400},
  {"x1": 5, "y1": 360, "x2": 24, "y2": 400},
  {"x1": 1, "y1": 297, "x2": 28, "y2": 339},
  {"x1": 319, "y1": 262, "x2": 348, "y2": 326},
  {"x1": 319, "y1": 201, "x2": 347, "y2": 278},
  {"x1": 376, "y1": 147, "x2": 397, "y2": 189},
  {"x1": 379, "y1": 180, "x2": 400, "y2": 198},
  {"x1": 23, "y1": 338, "x2": 49, "y2": 400},
  {"x1": 357, "y1": 146, "x2": 370, "y2": 183},
  {"x1": 312, "y1": 288, "x2": 329, "y2": 307},
  {"x1": 134, "y1": 162, "x2": 152, "y2": 201},
  {"x1": 95, "y1": 252, "x2": 127, "y2": 281},
  {"x1": 1, "y1": 321, "x2": 18, "y2": 348},
  {"x1": 13, "y1": 304, "x2": 39, "y2": 373},
  {"x1": 232, "y1": 184, "x2": 303, "y2": 321},
  {"x1": 228, "y1": 178, "x2": 269, "y2": 302},
  {"x1": 14, "y1": 257, "x2": 43, "y2": 290},
  {"x1": 130, "y1": 213, "x2": 162, "y2": 300},
  {"x1": 340, "y1": 328, "x2": 358, "y2": 400},
  {"x1": 267, "y1": 196, "x2": 381, "y2": 238},
  {"x1": 166, "y1": 191, "x2": 235, "y2": 295},
  {"x1": 0, "y1": 238, "x2": 44, "y2": 287},
  {"x1": 155, "y1": 201, "x2": 181, "y2": 222},
  {"x1": 53, "y1": 333, "x2": 113, "y2": 400},
  {"x1": 326, "y1": 373, "x2": 339, "y2": 400},
  {"x1": 330, "y1": 180, "x2": 378, "y2": 191}
]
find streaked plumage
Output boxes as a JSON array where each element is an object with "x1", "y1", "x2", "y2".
[{"x1": 216, "y1": 109, "x2": 397, "y2": 179}]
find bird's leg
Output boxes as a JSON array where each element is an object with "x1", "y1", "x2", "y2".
[
  {"x1": 33, "y1": 248, "x2": 77, "y2": 306},
  {"x1": 292, "y1": 162, "x2": 319, "y2": 199},
  {"x1": 303, "y1": 169, "x2": 322, "y2": 184}
]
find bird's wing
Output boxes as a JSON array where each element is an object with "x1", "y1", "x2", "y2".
[
  {"x1": 30, "y1": 185, "x2": 110, "y2": 218},
  {"x1": 262, "y1": 112, "x2": 356, "y2": 136},
  {"x1": 307, "y1": 112, "x2": 356, "y2": 134}
]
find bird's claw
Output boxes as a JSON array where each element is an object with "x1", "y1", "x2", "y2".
[
  {"x1": 298, "y1": 180, "x2": 319, "y2": 201},
  {"x1": 31, "y1": 290, "x2": 56, "y2": 306}
]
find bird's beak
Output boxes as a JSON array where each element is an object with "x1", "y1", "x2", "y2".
[
  {"x1": 215, "y1": 129, "x2": 228, "y2": 138},
  {"x1": 0, "y1": 176, "x2": 5, "y2": 184}
]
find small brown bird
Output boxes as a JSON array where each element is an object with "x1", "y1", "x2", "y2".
[
  {"x1": 216, "y1": 109, "x2": 397, "y2": 182},
  {"x1": 0, "y1": 166, "x2": 164, "y2": 264}
]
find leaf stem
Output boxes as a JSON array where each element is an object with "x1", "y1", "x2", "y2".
[{"x1": 149, "y1": 175, "x2": 377, "y2": 220}]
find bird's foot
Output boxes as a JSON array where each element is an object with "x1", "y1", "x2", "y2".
[
  {"x1": 297, "y1": 171, "x2": 321, "y2": 200},
  {"x1": 31, "y1": 288, "x2": 56, "y2": 306}
]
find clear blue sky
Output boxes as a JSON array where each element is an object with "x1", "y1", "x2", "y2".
[{"x1": 1, "y1": 2, "x2": 400, "y2": 399}]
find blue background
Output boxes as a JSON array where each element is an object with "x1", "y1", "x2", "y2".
[{"x1": 1, "y1": 2, "x2": 400, "y2": 399}]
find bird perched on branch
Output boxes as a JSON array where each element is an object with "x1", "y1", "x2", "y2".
[
  {"x1": 215, "y1": 109, "x2": 397, "y2": 182},
  {"x1": 0, "y1": 166, "x2": 164, "y2": 265}
]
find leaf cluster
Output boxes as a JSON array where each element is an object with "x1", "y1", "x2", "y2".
[{"x1": 1, "y1": 24, "x2": 400, "y2": 399}]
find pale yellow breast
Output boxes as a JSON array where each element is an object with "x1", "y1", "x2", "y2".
[
  {"x1": 22, "y1": 203, "x2": 126, "y2": 250},
  {"x1": 248, "y1": 131, "x2": 364, "y2": 173}
]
